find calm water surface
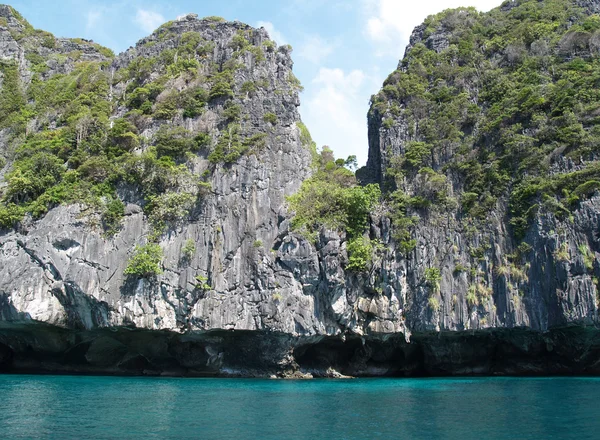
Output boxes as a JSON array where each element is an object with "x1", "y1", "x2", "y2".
[{"x1": 0, "y1": 375, "x2": 598, "y2": 439}]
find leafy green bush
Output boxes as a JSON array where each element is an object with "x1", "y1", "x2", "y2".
[
  {"x1": 209, "y1": 70, "x2": 234, "y2": 100},
  {"x1": 346, "y1": 236, "x2": 374, "y2": 272},
  {"x1": 230, "y1": 31, "x2": 250, "y2": 51},
  {"x1": 153, "y1": 92, "x2": 179, "y2": 119},
  {"x1": 181, "y1": 87, "x2": 208, "y2": 118},
  {"x1": 107, "y1": 118, "x2": 139, "y2": 154},
  {"x1": 101, "y1": 197, "x2": 125, "y2": 235},
  {"x1": 0, "y1": 203, "x2": 25, "y2": 229},
  {"x1": 388, "y1": 191, "x2": 418, "y2": 254},
  {"x1": 122, "y1": 151, "x2": 188, "y2": 197},
  {"x1": 124, "y1": 244, "x2": 164, "y2": 277},
  {"x1": 262, "y1": 40, "x2": 276, "y2": 52},
  {"x1": 154, "y1": 126, "x2": 197, "y2": 158},
  {"x1": 287, "y1": 72, "x2": 303, "y2": 91},
  {"x1": 127, "y1": 87, "x2": 154, "y2": 112},
  {"x1": 424, "y1": 268, "x2": 441, "y2": 283},
  {"x1": 382, "y1": 118, "x2": 395, "y2": 129},
  {"x1": 246, "y1": 46, "x2": 266, "y2": 62},
  {"x1": 167, "y1": 58, "x2": 200, "y2": 78},
  {"x1": 453, "y1": 264, "x2": 468, "y2": 275},
  {"x1": 288, "y1": 176, "x2": 380, "y2": 240},
  {"x1": 0, "y1": 62, "x2": 27, "y2": 130},
  {"x1": 223, "y1": 102, "x2": 241, "y2": 121},
  {"x1": 5, "y1": 152, "x2": 65, "y2": 204},
  {"x1": 404, "y1": 142, "x2": 432, "y2": 169},
  {"x1": 573, "y1": 180, "x2": 600, "y2": 199},
  {"x1": 424, "y1": 268, "x2": 442, "y2": 293},
  {"x1": 207, "y1": 125, "x2": 266, "y2": 165},
  {"x1": 466, "y1": 286, "x2": 478, "y2": 308},
  {"x1": 204, "y1": 16, "x2": 225, "y2": 22},
  {"x1": 263, "y1": 112, "x2": 277, "y2": 125},
  {"x1": 197, "y1": 41, "x2": 216, "y2": 57},
  {"x1": 195, "y1": 274, "x2": 211, "y2": 290},
  {"x1": 240, "y1": 81, "x2": 257, "y2": 95},
  {"x1": 296, "y1": 122, "x2": 318, "y2": 158},
  {"x1": 178, "y1": 32, "x2": 202, "y2": 56},
  {"x1": 147, "y1": 191, "x2": 195, "y2": 231},
  {"x1": 182, "y1": 239, "x2": 196, "y2": 262}
]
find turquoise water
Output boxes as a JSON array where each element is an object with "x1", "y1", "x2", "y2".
[{"x1": 0, "y1": 376, "x2": 599, "y2": 439}]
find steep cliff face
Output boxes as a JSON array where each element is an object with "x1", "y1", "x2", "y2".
[
  {"x1": 1, "y1": 1, "x2": 600, "y2": 377},
  {"x1": 360, "y1": 0, "x2": 600, "y2": 334},
  {"x1": 0, "y1": 8, "x2": 319, "y2": 334}
]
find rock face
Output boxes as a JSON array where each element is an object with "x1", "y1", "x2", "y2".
[
  {"x1": 1, "y1": 1, "x2": 600, "y2": 377},
  {"x1": 359, "y1": 0, "x2": 600, "y2": 337},
  {"x1": 0, "y1": 8, "x2": 321, "y2": 335}
]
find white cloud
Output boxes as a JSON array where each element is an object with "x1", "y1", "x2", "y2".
[
  {"x1": 312, "y1": 68, "x2": 365, "y2": 100},
  {"x1": 301, "y1": 68, "x2": 371, "y2": 166},
  {"x1": 364, "y1": 0, "x2": 503, "y2": 55},
  {"x1": 257, "y1": 21, "x2": 287, "y2": 46},
  {"x1": 298, "y1": 35, "x2": 336, "y2": 64},
  {"x1": 134, "y1": 9, "x2": 166, "y2": 33}
]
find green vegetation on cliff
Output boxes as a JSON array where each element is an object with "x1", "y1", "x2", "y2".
[
  {"x1": 288, "y1": 146, "x2": 381, "y2": 272},
  {"x1": 124, "y1": 243, "x2": 164, "y2": 277},
  {"x1": 0, "y1": 15, "x2": 288, "y2": 236},
  {"x1": 372, "y1": 0, "x2": 600, "y2": 239},
  {"x1": 0, "y1": 59, "x2": 120, "y2": 229}
]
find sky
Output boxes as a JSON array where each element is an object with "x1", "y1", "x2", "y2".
[{"x1": 9, "y1": 0, "x2": 504, "y2": 166}]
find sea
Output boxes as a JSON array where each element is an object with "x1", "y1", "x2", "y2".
[{"x1": 0, "y1": 375, "x2": 598, "y2": 439}]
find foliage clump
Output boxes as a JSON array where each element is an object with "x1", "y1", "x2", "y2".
[
  {"x1": 203, "y1": 16, "x2": 226, "y2": 23},
  {"x1": 154, "y1": 126, "x2": 202, "y2": 159},
  {"x1": 425, "y1": 268, "x2": 442, "y2": 293},
  {"x1": 181, "y1": 239, "x2": 196, "y2": 263},
  {"x1": 124, "y1": 244, "x2": 164, "y2": 277},
  {"x1": 263, "y1": 112, "x2": 278, "y2": 125},
  {"x1": 195, "y1": 275, "x2": 211, "y2": 291},
  {"x1": 209, "y1": 70, "x2": 234, "y2": 100},
  {"x1": 147, "y1": 191, "x2": 195, "y2": 229},
  {"x1": 208, "y1": 124, "x2": 266, "y2": 165}
]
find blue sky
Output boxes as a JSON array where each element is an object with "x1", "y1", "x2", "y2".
[{"x1": 10, "y1": 0, "x2": 503, "y2": 166}]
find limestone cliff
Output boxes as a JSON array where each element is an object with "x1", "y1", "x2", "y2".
[
  {"x1": 0, "y1": 7, "x2": 318, "y2": 334},
  {"x1": 1, "y1": 1, "x2": 600, "y2": 377},
  {"x1": 359, "y1": 0, "x2": 600, "y2": 335}
]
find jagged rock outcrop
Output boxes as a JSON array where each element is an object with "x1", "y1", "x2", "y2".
[
  {"x1": 0, "y1": 5, "x2": 110, "y2": 82},
  {"x1": 1, "y1": 1, "x2": 600, "y2": 377}
]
